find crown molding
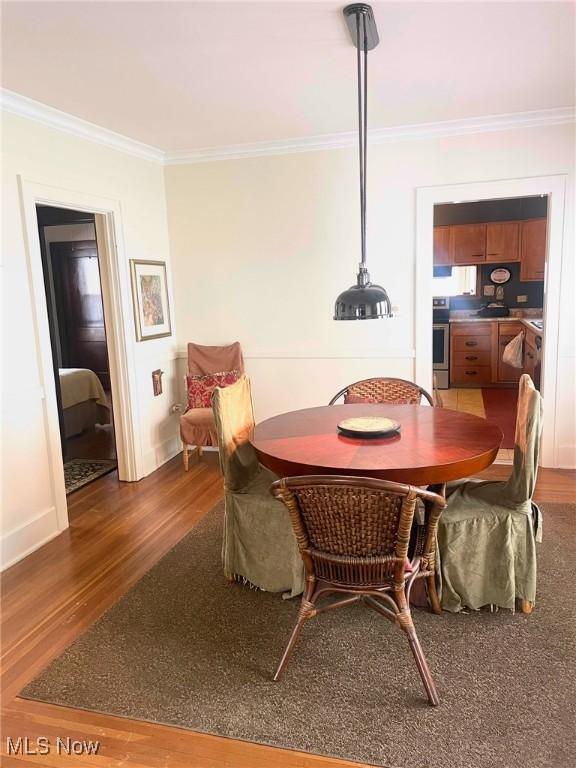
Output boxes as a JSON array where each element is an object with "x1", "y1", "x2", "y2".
[
  {"x1": 1, "y1": 89, "x2": 165, "y2": 164},
  {"x1": 2, "y1": 89, "x2": 573, "y2": 167},
  {"x1": 164, "y1": 106, "x2": 575, "y2": 165}
]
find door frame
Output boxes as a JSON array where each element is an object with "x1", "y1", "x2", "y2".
[
  {"x1": 18, "y1": 177, "x2": 141, "y2": 531},
  {"x1": 415, "y1": 174, "x2": 567, "y2": 468}
]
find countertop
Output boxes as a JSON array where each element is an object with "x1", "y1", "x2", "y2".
[{"x1": 449, "y1": 316, "x2": 543, "y2": 333}]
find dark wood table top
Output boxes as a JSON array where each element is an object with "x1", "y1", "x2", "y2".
[{"x1": 251, "y1": 404, "x2": 503, "y2": 485}]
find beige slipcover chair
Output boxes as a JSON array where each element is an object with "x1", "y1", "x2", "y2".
[
  {"x1": 212, "y1": 375, "x2": 304, "y2": 597},
  {"x1": 180, "y1": 342, "x2": 244, "y2": 469},
  {"x1": 438, "y1": 375, "x2": 543, "y2": 613}
]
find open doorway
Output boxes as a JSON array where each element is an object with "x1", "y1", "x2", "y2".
[
  {"x1": 37, "y1": 205, "x2": 117, "y2": 493},
  {"x1": 431, "y1": 196, "x2": 546, "y2": 462}
]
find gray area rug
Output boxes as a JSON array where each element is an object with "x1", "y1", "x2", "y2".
[
  {"x1": 22, "y1": 502, "x2": 576, "y2": 768},
  {"x1": 64, "y1": 458, "x2": 116, "y2": 494}
]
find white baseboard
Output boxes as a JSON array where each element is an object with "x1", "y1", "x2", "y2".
[
  {"x1": 1, "y1": 507, "x2": 62, "y2": 571},
  {"x1": 141, "y1": 435, "x2": 182, "y2": 477},
  {"x1": 556, "y1": 444, "x2": 576, "y2": 469}
]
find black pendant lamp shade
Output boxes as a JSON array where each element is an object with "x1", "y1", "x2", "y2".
[{"x1": 334, "y1": 4, "x2": 392, "y2": 321}]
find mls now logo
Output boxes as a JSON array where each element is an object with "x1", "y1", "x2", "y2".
[{"x1": 6, "y1": 736, "x2": 100, "y2": 755}]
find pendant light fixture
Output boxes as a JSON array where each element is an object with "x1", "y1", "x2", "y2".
[{"x1": 334, "y1": 4, "x2": 393, "y2": 321}]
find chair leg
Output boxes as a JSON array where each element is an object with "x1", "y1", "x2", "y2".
[
  {"x1": 521, "y1": 599, "x2": 534, "y2": 615},
  {"x1": 197, "y1": 445, "x2": 203, "y2": 459},
  {"x1": 182, "y1": 440, "x2": 189, "y2": 471},
  {"x1": 273, "y1": 614, "x2": 307, "y2": 682},
  {"x1": 405, "y1": 627, "x2": 440, "y2": 707},
  {"x1": 274, "y1": 581, "x2": 316, "y2": 682},
  {"x1": 396, "y1": 586, "x2": 439, "y2": 706},
  {"x1": 426, "y1": 573, "x2": 442, "y2": 615}
]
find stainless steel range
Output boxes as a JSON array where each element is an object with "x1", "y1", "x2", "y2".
[{"x1": 432, "y1": 297, "x2": 450, "y2": 389}]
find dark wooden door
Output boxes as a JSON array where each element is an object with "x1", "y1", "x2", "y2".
[{"x1": 50, "y1": 241, "x2": 111, "y2": 389}]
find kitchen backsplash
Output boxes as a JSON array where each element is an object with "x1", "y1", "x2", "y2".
[{"x1": 450, "y1": 262, "x2": 544, "y2": 310}]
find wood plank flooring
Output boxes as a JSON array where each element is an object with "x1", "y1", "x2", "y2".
[{"x1": 1, "y1": 452, "x2": 574, "y2": 767}]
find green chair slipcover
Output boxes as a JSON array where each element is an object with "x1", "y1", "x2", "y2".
[
  {"x1": 438, "y1": 374, "x2": 543, "y2": 612},
  {"x1": 212, "y1": 375, "x2": 304, "y2": 598}
]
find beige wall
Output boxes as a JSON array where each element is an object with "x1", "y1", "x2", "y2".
[
  {"x1": 165, "y1": 123, "x2": 575, "y2": 466},
  {"x1": 1, "y1": 112, "x2": 179, "y2": 568}
]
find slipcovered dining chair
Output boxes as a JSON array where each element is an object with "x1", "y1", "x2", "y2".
[
  {"x1": 437, "y1": 375, "x2": 543, "y2": 614},
  {"x1": 212, "y1": 375, "x2": 304, "y2": 597},
  {"x1": 329, "y1": 377, "x2": 434, "y2": 406},
  {"x1": 271, "y1": 475, "x2": 446, "y2": 706},
  {"x1": 181, "y1": 341, "x2": 244, "y2": 470}
]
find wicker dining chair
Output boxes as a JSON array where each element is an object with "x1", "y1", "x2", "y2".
[
  {"x1": 270, "y1": 475, "x2": 446, "y2": 706},
  {"x1": 328, "y1": 377, "x2": 434, "y2": 406}
]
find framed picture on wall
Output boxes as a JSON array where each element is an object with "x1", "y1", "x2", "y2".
[{"x1": 130, "y1": 260, "x2": 172, "y2": 341}]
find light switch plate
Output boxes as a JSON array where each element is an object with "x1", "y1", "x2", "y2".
[
  {"x1": 152, "y1": 369, "x2": 164, "y2": 396},
  {"x1": 517, "y1": 295, "x2": 528, "y2": 303},
  {"x1": 483, "y1": 285, "x2": 495, "y2": 296}
]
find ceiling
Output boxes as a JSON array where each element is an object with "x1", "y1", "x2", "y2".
[{"x1": 1, "y1": 2, "x2": 574, "y2": 152}]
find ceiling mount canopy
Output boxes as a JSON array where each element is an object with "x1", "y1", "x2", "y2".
[{"x1": 334, "y1": 3, "x2": 392, "y2": 321}]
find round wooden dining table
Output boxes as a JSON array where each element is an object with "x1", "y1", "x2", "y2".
[{"x1": 250, "y1": 403, "x2": 503, "y2": 487}]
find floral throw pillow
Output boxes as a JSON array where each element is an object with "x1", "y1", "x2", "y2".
[{"x1": 186, "y1": 370, "x2": 241, "y2": 410}]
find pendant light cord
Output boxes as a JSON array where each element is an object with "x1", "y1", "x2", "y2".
[{"x1": 356, "y1": 10, "x2": 368, "y2": 269}]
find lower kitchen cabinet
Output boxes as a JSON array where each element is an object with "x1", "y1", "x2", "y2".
[
  {"x1": 450, "y1": 323, "x2": 492, "y2": 386},
  {"x1": 450, "y1": 321, "x2": 527, "y2": 387},
  {"x1": 496, "y1": 322, "x2": 524, "y2": 383},
  {"x1": 523, "y1": 325, "x2": 542, "y2": 388}
]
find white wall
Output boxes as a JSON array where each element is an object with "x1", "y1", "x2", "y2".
[
  {"x1": 1, "y1": 112, "x2": 179, "y2": 568},
  {"x1": 165, "y1": 123, "x2": 575, "y2": 466}
]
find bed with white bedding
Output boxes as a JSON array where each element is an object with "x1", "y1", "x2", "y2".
[{"x1": 59, "y1": 368, "x2": 111, "y2": 438}]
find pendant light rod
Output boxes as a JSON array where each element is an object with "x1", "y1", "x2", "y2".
[
  {"x1": 334, "y1": 5, "x2": 391, "y2": 321},
  {"x1": 356, "y1": 11, "x2": 366, "y2": 266},
  {"x1": 345, "y1": 3, "x2": 377, "y2": 277}
]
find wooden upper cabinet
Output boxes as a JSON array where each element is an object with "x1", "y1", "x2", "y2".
[
  {"x1": 433, "y1": 226, "x2": 451, "y2": 266},
  {"x1": 450, "y1": 224, "x2": 486, "y2": 264},
  {"x1": 520, "y1": 218, "x2": 546, "y2": 281},
  {"x1": 486, "y1": 222, "x2": 520, "y2": 263}
]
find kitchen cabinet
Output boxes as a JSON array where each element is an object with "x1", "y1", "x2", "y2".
[
  {"x1": 433, "y1": 226, "x2": 451, "y2": 266},
  {"x1": 523, "y1": 338, "x2": 537, "y2": 381},
  {"x1": 523, "y1": 325, "x2": 542, "y2": 388},
  {"x1": 450, "y1": 224, "x2": 486, "y2": 264},
  {"x1": 432, "y1": 218, "x2": 546, "y2": 279},
  {"x1": 450, "y1": 320, "x2": 541, "y2": 387},
  {"x1": 520, "y1": 218, "x2": 546, "y2": 281},
  {"x1": 450, "y1": 322, "x2": 492, "y2": 385},
  {"x1": 486, "y1": 222, "x2": 519, "y2": 263},
  {"x1": 496, "y1": 322, "x2": 523, "y2": 383}
]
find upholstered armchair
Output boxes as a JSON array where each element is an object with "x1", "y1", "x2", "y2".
[
  {"x1": 212, "y1": 375, "x2": 304, "y2": 597},
  {"x1": 437, "y1": 375, "x2": 543, "y2": 613},
  {"x1": 180, "y1": 342, "x2": 244, "y2": 470}
]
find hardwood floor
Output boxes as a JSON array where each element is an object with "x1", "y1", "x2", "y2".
[
  {"x1": 66, "y1": 422, "x2": 116, "y2": 461},
  {"x1": 1, "y1": 453, "x2": 574, "y2": 767}
]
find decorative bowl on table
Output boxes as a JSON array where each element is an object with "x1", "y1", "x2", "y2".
[{"x1": 337, "y1": 416, "x2": 401, "y2": 438}]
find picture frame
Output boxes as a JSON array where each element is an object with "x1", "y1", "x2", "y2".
[{"x1": 130, "y1": 260, "x2": 172, "y2": 341}]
